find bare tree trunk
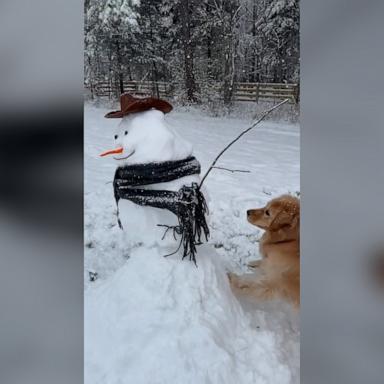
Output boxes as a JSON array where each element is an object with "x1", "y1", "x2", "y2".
[
  {"x1": 206, "y1": 1, "x2": 213, "y2": 81},
  {"x1": 251, "y1": 1, "x2": 257, "y2": 83},
  {"x1": 127, "y1": 64, "x2": 132, "y2": 81},
  {"x1": 180, "y1": 0, "x2": 197, "y2": 103},
  {"x1": 222, "y1": 1, "x2": 239, "y2": 106},
  {"x1": 152, "y1": 61, "x2": 160, "y2": 98},
  {"x1": 256, "y1": 56, "x2": 260, "y2": 82},
  {"x1": 118, "y1": 72, "x2": 124, "y2": 95},
  {"x1": 207, "y1": 32, "x2": 212, "y2": 81},
  {"x1": 223, "y1": 43, "x2": 234, "y2": 105},
  {"x1": 114, "y1": 36, "x2": 124, "y2": 94},
  {"x1": 148, "y1": 16, "x2": 160, "y2": 98}
]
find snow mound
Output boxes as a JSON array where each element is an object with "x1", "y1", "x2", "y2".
[{"x1": 85, "y1": 245, "x2": 291, "y2": 384}]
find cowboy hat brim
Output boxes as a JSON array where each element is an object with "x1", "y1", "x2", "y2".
[{"x1": 104, "y1": 96, "x2": 173, "y2": 118}]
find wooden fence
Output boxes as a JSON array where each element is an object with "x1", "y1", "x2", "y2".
[{"x1": 86, "y1": 81, "x2": 299, "y2": 103}]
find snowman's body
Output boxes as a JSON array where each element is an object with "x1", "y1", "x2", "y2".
[{"x1": 111, "y1": 109, "x2": 202, "y2": 247}]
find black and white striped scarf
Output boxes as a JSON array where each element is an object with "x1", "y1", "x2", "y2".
[{"x1": 113, "y1": 156, "x2": 209, "y2": 265}]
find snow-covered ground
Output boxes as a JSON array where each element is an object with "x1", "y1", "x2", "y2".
[{"x1": 84, "y1": 102, "x2": 300, "y2": 384}]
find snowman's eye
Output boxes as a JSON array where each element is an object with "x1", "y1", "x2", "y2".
[
  {"x1": 124, "y1": 131, "x2": 128, "y2": 136},
  {"x1": 114, "y1": 134, "x2": 118, "y2": 140}
]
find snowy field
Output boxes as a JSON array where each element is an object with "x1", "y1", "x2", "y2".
[{"x1": 84, "y1": 102, "x2": 300, "y2": 384}]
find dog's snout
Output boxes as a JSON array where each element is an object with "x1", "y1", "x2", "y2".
[{"x1": 247, "y1": 210, "x2": 252, "y2": 217}]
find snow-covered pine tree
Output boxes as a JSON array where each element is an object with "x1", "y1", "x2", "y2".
[
  {"x1": 203, "y1": 0, "x2": 242, "y2": 106},
  {"x1": 261, "y1": 0, "x2": 299, "y2": 83},
  {"x1": 159, "y1": 0, "x2": 207, "y2": 103},
  {"x1": 134, "y1": 0, "x2": 173, "y2": 96},
  {"x1": 85, "y1": 0, "x2": 137, "y2": 96},
  {"x1": 84, "y1": 0, "x2": 300, "y2": 104},
  {"x1": 100, "y1": 0, "x2": 138, "y2": 93}
]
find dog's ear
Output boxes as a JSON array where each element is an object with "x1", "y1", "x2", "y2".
[
  {"x1": 269, "y1": 209, "x2": 293, "y2": 231},
  {"x1": 269, "y1": 200, "x2": 300, "y2": 231}
]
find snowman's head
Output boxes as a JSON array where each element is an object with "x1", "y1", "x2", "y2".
[{"x1": 100, "y1": 109, "x2": 193, "y2": 165}]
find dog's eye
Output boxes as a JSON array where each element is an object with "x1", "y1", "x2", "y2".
[
  {"x1": 265, "y1": 209, "x2": 270, "y2": 216},
  {"x1": 124, "y1": 131, "x2": 128, "y2": 135},
  {"x1": 114, "y1": 134, "x2": 118, "y2": 140}
]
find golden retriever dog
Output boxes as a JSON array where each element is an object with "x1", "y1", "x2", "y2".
[{"x1": 228, "y1": 195, "x2": 300, "y2": 308}]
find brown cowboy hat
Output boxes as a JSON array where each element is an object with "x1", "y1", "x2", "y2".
[{"x1": 105, "y1": 93, "x2": 173, "y2": 118}]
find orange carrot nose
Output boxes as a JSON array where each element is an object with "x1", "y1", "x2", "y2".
[{"x1": 100, "y1": 147, "x2": 124, "y2": 157}]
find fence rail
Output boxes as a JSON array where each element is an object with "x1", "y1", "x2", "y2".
[{"x1": 86, "y1": 81, "x2": 299, "y2": 103}]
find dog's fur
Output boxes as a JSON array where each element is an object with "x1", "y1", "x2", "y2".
[{"x1": 228, "y1": 195, "x2": 300, "y2": 308}]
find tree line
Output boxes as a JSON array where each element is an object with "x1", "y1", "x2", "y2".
[{"x1": 85, "y1": 0, "x2": 299, "y2": 105}]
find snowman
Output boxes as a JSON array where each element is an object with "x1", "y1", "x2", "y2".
[
  {"x1": 87, "y1": 94, "x2": 293, "y2": 384},
  {"x1": 100, "y1": 93, "x2": 209, "y2": 262}
]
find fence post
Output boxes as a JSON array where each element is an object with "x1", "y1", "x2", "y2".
[{"x1": 255, "y1": 83, "x2": 259, "y2": 103}]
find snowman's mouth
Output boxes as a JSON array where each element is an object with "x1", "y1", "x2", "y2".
[{"x1": 113, "y1": 150, "x2": 135, "y2": 161}]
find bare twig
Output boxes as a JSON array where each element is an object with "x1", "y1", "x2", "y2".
[
  {"x1": 199, "y1": 99, "x2": 289, "y2": 189},
  {"x1": 157, "y1": 224, "x2": 178, "y2": 241},
  {"x1": 212, "y1": 166, "x2": 250, "y2": 174}
]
